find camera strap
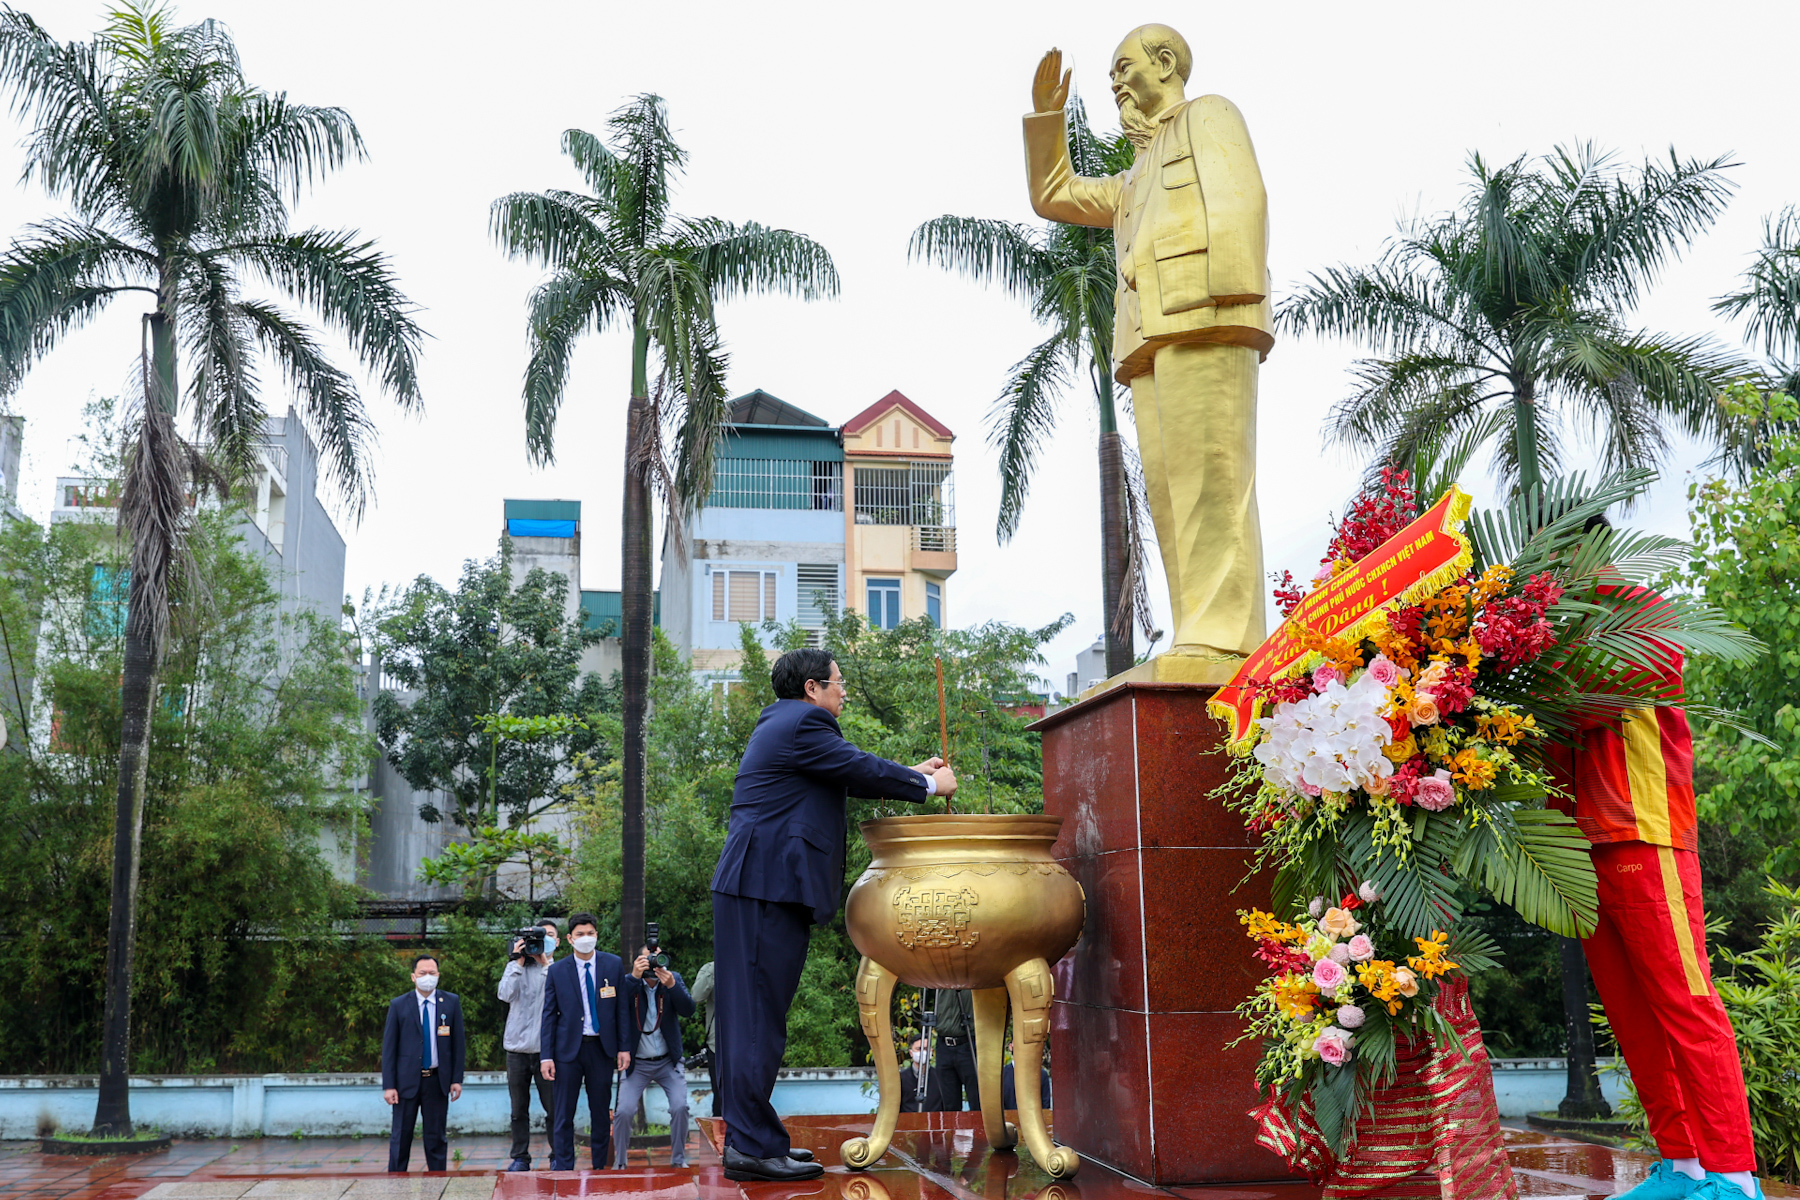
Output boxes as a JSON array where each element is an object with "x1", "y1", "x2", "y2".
[{"x1": 637, "y1": 986, "x2": 664, "y2": 1034}]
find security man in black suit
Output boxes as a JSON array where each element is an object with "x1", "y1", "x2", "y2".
[
  {"x1": 929, "y1": 989, "x2": 980, "y2": 1111},
  {"x1": 380, "y1": 954, "x2": 466, "y2": 1172},
  {"x1": 711, "y1": 647, "x2": 956, "y2": 1182},
  {"x1": 539, "y1": 912, "x2": 630, "y2": 1171}
]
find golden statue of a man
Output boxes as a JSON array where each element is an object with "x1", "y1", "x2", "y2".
[{"x1": 1025, "y1": 26, "x2": 1271, "y2": 677}]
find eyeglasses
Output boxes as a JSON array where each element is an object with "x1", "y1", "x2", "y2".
[{"x1": 812, "y1": 677, "x2": 849, "y2": 691}]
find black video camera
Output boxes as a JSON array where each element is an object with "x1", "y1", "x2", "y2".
[
  {"x1": 645, "y1": 922, "x2": 671, "y2": 971},
  {"x1": 513, "y1": 926, "x2": 549, "y2": 960}
]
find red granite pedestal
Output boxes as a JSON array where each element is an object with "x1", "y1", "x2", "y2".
[{"x1": 1030, "y1": 681, "x2": 1294, "y2": 1187}]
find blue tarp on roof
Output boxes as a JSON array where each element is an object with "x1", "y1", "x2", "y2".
[{"x1": 507, "y1": 518, "x2": 577, "y2": 538}]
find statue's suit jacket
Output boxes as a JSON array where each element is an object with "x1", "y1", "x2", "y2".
[{"x1": 1024, "y1": 96, "x2": 1273, "y2": 383}]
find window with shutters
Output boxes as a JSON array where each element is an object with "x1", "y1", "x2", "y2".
[
  {"x1": 710, "y1": 569, "x2": 779, "y2": 623},
  {"x1": 797, "y1": 564, "x2": 839, "y2": 646}
]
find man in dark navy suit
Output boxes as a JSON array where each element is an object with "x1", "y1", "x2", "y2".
[
  {"x1": 381, "y1": 954, "x2": 466, "y2": 1172},
  {"x1": 711, "y1": 648, "x2": 956, "y2": 1181},
  {"x1": 539, "y1": 912, "x2": 629, "y2": 1171}
]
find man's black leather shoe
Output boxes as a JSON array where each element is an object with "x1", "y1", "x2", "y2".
[
  {"x1": 724, "y1": 1146, "x2": 825, "y2": 1181},
  {"x1": 787, "y1": 1148, "x2": 816, "y2": 1162}
]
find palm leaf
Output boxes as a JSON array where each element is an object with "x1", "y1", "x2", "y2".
[
  {"x1": 1337, "y1": 811, "x2": 1463, "y2": 940},
  {"x1": 988, "y1": 334, "x2": 1072, "y2": 541},
  {"x1": 1455, "y1": 808, "x2": 1597, "y2": 937}
]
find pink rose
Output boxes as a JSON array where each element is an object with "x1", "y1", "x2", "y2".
[
  {"x1": 1393, "y1": 967, "x2": 1420, "y2": 997},
  {"x1": 1328, "y1": 943, "x2": 1352, "y2": 965},
  {"x1": 1347, "y1": 934, "x2": 1375, "y2": 962},
  {"x1": 1299, "y1": 780, "x2": 1323, "y2": 798},
  {"x1": 1313, "y1": 665, "x2": 1345, "y2": 692},
  {"x1": 1410, "y1": 695, "x2": 1441, "y2": 726},
  {"x1": 1414, "y1": 772, "x2": 1456, "y2": 812},
  {"x1": 1336, "y1": 1004, "x2": 1366, "y2": 1029},
  {"x1": 1313, "y1": 1027, "x2": 1353, "y2": 1065},
  {"x1": 1311, "y1": 957, "x2": 1347, "y2": 991},
  {"x1": 1366, "y1": 655, "x2": 1401, "y2": 687}
]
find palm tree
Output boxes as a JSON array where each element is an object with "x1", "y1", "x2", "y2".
[
  {"x1": 0, "y1": 3, "x2": 423, "y2": 1135},
  {"x1": 491, "y1": 96, "x2": 837, "y2": 958},
  {"x1": 1281, "y1": 144, "x2": 1751, "y2": 1121},
  {"x1": 1282, "y1": 144, "x2": 1750, "y2": 502},
  {"x1": 910, "y1": 99, "x2": 1149, "y2": 678}
]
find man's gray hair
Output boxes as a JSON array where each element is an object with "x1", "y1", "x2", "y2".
[{"x1": 1137, "y1": 23, "x2": 1192, "y2": 83}]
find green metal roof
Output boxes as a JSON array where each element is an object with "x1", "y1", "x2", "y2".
[
  {"x1": 580, "y1": 589, "x2": 659, "y2": 634},
  {"x1": 728, "y1": 389, "x2": 828, "y2": 427},
  {"x1": 504, "y1": 498, "x2": 582, "y2": 523},
  {"x1": 716, "y1": 424, "x2": 843, "y2": 462}
]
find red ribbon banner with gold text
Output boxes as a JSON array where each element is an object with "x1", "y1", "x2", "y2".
[{"x1": 1210, "y1": 486, "x2": 1475, "y2": 749}]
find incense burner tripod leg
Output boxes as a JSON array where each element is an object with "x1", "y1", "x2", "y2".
[
  {"x1": 972, "y1": 986, "x2": 1017, "y2": 1150},
  {"x1": 842, "y1": 956, "x2": 901, "y2": 1169},
  {"x1": 1006, "y1": 957, "x2": 1079, "y2": 1177}
]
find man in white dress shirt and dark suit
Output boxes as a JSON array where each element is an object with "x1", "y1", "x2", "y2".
[
  {"x1": 380, "y1": 954, "x2": 466, "y2": 1171},
  {"x1": 539, "y1": 912, "x2": 630, "y2": 1170}
]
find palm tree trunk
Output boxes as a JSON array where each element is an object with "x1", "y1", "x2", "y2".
[
  {"x1": 1513, "y1": 379, "x2": 1544, "y2": 502},
  {"x1": 618, "y1": 320, "x2": 652, "y2": 962},
  {"x1": 95, "y1": 584, "x2": 156, "y2": 1137},
  {"x1": 1557, "y1": 934, "x2": 1611, "y2": 1118},
  {"x1": 94, "y1": 307, "x2": 178, "y2": 1138},
  {"x1": 1098, "y1": 430, "x2": 1131, "y2": 677},
  {"x1": 1096, "y1": 372, "x2": 1132, "y2": 676},
  {"x1": 1514, "y1": 373, "x2": 1609, "y2": 1120}
]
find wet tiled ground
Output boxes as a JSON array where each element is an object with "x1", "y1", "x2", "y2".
[{"x1": 2, "y1": 1115, "x2": 1795, "y2": 1200}]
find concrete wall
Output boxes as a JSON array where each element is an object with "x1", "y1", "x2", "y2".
[
  {"x1": 0, "y1": 1060, "x2": 1626, "y2": 1138},
  {"x1": 0, "y1": 1069, "x2": 881, "y2": 1138}
]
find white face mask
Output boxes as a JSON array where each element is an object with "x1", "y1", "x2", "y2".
[
  {"x1": 572, "y1": 935, "x2": 598, "y2": 955},
  {"x1": 415, "y1": 974, "x2": 439, "y2": 993},
  {"x1": 912, "y1": 1049, "x2": 928, "y2": 1064}
]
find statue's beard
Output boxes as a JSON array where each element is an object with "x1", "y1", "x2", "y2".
[{"x1": 1117, "y1": 94, "x2": 1157, "y2": 152}]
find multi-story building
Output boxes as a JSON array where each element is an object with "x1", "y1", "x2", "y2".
[
  {"x1": 659, "y1": 388, "x2": 958, "y2": 678},
  {"x1": 51, "y1": 405, "x2": 347, "y2": 632},
  {"x1": 361, "y1": 497, "x2": 644, "y2": 901}
]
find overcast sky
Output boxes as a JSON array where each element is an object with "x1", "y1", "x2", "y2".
[{"x1": 1, "y1": 0, "x2": 1794, "y2": 687}]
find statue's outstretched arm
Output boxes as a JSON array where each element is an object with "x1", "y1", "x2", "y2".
[{"x1": 1023, "y1": 108, "x2": 1119, "y2": 229}]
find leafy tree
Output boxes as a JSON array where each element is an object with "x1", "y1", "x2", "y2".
[
  {"x1": 491, "y1": 95, "x2": 838, "y2": 959},
  {"x1": 1674, "y1": 387, "x2": 1800, "y2": 874},
  {"x1": 0, "y1": 504, "x2": 385, "y2": 1075},
  {"x1": 910, "y1": 98, "x2": 1147, "y2": 676},
  {"x1": 1281, "y1": 145, "x2": 1749, "y2": 496},
  {"x1": 0, "y1": 2, "x2": 423, "y2": 1134},
  {"x1": 367, "y1": 538, "x2": 609, "y2": 832}
]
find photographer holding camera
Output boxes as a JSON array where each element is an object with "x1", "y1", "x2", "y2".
[
  {"x1": 612, "y1": 923, "x2": 696, "y2": 1168},
  {"x1": 497, "y1": 918, "x2": 559, "y2": 1172}
]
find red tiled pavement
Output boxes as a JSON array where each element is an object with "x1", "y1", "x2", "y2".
[{"x1": 3, "y1": 1115, "x2": 1797, "y2": 1200}]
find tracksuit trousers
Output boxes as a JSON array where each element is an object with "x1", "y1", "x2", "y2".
[{"x1": 1582, "y1": 840, "x2": 1756, "y2": 1172}]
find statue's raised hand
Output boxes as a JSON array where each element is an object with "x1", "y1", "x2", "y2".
[{"x1": 1032, "y1": 49, "x2": 1070, "y2": 114}]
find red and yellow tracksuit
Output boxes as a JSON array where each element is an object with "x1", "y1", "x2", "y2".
[{"x1": 1548, "y1": 634, "x2": 1756, "y2": 1172}]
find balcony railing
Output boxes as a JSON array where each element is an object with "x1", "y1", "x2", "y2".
[
  {"x1": 853, "y1": 462, "x2": 955, "y2": 529},
  {"x1": 912, "y1": 526, "x2": 956, "y2": 553},
  {"x1": 707, "y1": 458, "x2": 843, "y2": 511}
]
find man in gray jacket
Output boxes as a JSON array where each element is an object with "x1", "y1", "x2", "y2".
[{"x1": 498, "y1": 918, "x2": 559, "y2": 1172}]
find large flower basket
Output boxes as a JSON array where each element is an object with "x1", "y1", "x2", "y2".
[{"x1": 1250, "y1": 978, "x2": 1514, "y2": 1200}]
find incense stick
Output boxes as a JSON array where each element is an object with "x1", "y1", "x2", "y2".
[{"x1": 934, "y1": 655, "x2": 951, "y2": 815}]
